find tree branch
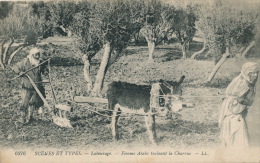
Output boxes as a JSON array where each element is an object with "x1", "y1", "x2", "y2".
[
  {"x1": 241, "y1": 41, "x2": 255, "y2": 58},
  {"x1": 191, "y1": 33, "x2": 207, "y2": 59},
  {"x1": 0, "y1": 40, "x2": 7, "y2": 69},
  {"x1": 3, "y1": 38, "x2": 14, "y2": 65},
  {"x1": 7, "y1": 44, "x2": 26, "y2": 65}
]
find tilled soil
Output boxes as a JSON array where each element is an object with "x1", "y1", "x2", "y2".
[{"x1": 1, "y1": 43, "x2": 259, "y2": 150}]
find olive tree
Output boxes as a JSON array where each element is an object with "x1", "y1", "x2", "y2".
[
  {"x1": 140, "y1": 1, "x2": 176, "y2": 62},
  {"x1": 32, "y1": 1, "x2": 79, "y2": 38},
  {"x1": 0, "y1": 1, "x2": 13, "y2": 20},
  {"x1": 71, "y1": 0, "x2": 145, "y2": 96},
  {"x1": 204, "y1": 0, "x2": 258, "y2": 83},
  {"x1": 0, "y1": 3, "x2": 42, "y2": 69},
  {"x1": 172, "y1": 5, "x2": 196, "y2": 59}
]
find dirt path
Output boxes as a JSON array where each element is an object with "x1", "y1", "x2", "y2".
[{"x1": 247, "y1": 77, "x2": 260, "y2": 147}]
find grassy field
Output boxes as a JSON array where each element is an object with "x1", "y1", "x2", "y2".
[{"x1": 0, "y1": 38, "x2": 259, "y2": 150}]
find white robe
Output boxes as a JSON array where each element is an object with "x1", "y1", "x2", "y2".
[{"x1": 218, "y1": 75, "x2": 256, "y2": 147}]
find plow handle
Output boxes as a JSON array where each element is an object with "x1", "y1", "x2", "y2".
[
  {"x1": 26, "y1": 74, "x2": 73, "y2": 128},
  {"x1": 25, "y1": 74, "x2": 53, "y2": 115},
  {"x1": 47, "y1": 59, "x2": 57, "y2": 103},
  {"x1": 10, "y1": 58, "x2": 51, "y2": 81}
]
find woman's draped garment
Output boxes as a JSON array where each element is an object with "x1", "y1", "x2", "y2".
[{"x1": 218, "y1": 75, "x2": 255, "y2": 147}]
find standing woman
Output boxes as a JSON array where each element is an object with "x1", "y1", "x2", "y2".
[{"x1": 218, "y1": 62, "x2": 259, "y2": 147}]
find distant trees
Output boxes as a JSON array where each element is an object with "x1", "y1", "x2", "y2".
[
  {"x1": 191, "y1": 0, "x2": 257, "y2": 60},
  {"x1": 231, "y1": 4, "x2": 257, "y2": 58},
  {"x1": 198, "y1": 0, "x2": 258, "y2": 83},
  {"x1": 1, "y1": 0, "x2": 258, "y2": 87},
  {"x1": 31, "y1": 0, "x2": 259, "y2": 86},
  {"x1": 140, "y1": 1, "x2": 197, "y2": 61},
  {"x1": 0, "y1": 3, "x2": 43, "y2": 69},
  {"x1": 190, "y1": 2, "x2": 214, "y2": 60},
  {"x1": 172, "y1": 6, "x2": 196, "y2": 59},
  {"x1": 31, "y1": 2, "x2": 54, "y2": 38},
  {"x1": 71, "y1": 0, "x2": 145, "y2": 96},
  {"x1": 32, "y1": 1, "x2": 79, "y2": 38},
  {"x1": 140, "y1": 1, "x2": 175, "y2": 62},
  {"x1": 0, "y1": 1, "x2": 13, "y2": 20}
]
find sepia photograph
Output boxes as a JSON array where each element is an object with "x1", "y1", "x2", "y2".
[{"x1": 0, "y1": 0, "x2": 259, "y2": 162}]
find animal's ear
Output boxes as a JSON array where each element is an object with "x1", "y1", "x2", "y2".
[
  {"x1": 159, "y1": 79, "x2": 164, "y2": 83},
  {"x1": 177, "y1": 75, "x2": 185, "y2": 85}
]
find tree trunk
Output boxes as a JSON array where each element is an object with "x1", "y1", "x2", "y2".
[
  {"x1": 236, "y1": 46, "x2": 246, "y2": 58},
  {"x1": 181, "y1": 43, "x2": 187, "y2": 59},
  {"x1": 206, "y1": 53, "x2": 229, "y2": 83},
  {"x1": 241, "y1": 41, "x2": 255, "y2": 58},
  {"x1": 0, "y1": 40, "x2": 7, "y2": 69},
  {"x1": 60, "y1": 25, "x2": 73, "y2": 37},
  {"x1": 191, "y1": 36, "x2": 207, "y2": 59},
  {"x1": 186, "y1": 41, "x2": 190, "y2": 51},
  {"x1": 3, "y1": 38, "x2": 14, "y2": 65},
  {"x1": 134, "y1": 32, "x2": 140, "y2": 45},
  {"x1": 91, "y1": 42, "x2": 112, "y2": 97},
  {"x1": 147, "y1": 39, "x2": 155, "y2": 62},
  {"x1": 7, "y1": 45, "x2": 26, "y2": 65},
  {"x1": 140, "y1": 26, "x2": 156, "y2": 62},
  {"x1": 206, "y1": 42, "x2": 230, "y2": 83},
  {"x1": 107, "y1": 48, "x2": 123, "y2": 69},
  {"x1": 82, "y1": 55, "x2": 92, "y2": 94},
  {"x1": 205, "y1": 48, "x2": 211, "y2": 58},
  {"x1": 67, "y1": 30, "x2": 73, "y2": 37}
]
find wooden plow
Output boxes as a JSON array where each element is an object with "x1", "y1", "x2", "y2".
[
  {"x1": 73, "y1": 96, "x2": 108, "y2": 104},
  {"x1": 11, "y1": 58, "x2": 73, "y2": 128}
]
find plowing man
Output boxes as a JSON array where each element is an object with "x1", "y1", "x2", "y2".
[{"x1": 12, "y1": 47, "x2": 48, "y2": 124}]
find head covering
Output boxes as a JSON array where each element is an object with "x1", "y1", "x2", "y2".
[
  {"x1": 241, "y1": 62, "x2": 259, "y2": 82},
  {"x1": 27, "y1": 48, "x2": 40, "y2": 66},
  {"x1": 225, "y1": 62, "x2": 258, "y2": 96},
  {"x1": 29, "y1": 48, "x2": 40, "y2": 58}
]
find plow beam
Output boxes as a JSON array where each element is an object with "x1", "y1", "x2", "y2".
[{"x1": 73, "y1": 96, "x2": 108, "y2": 104}]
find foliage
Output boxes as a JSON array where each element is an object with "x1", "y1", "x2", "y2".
[
  {"x1": 140, "y1": 1, "x2": 197, "y2": 59},
  {"x1": 71, "y1": 1, "x2": 100, "y2": 57},
  {"x1": 0, "y1": 1, "x2": 13, "y2": 20},
  {"x1": 194, "y1": 0, "x2": 258, "y2": 57},
  {"x1": 0, "y1": 4, "x2": 42, "y2": 40},
  {"x1": 31, "y1": 1, "x2": 79, "y2": 38},
  {"x1": 47, "y1": 1, "x2": 79, "y2": 29},
  {"x1": 172, "y1": 5, "x2": 196, "y2": 47},
  {"x1": 0, "y1": 3, "x2": 44, "y2": 69},
  {"x1": 32, "y1": 2, "x2": 53, "y2": 38},
  {"x1": 72, "y1": 0, "x2": 146, "y2": 59},
  {"x1": 140, "y1": 1, "x2": 175, "y2": 45}
]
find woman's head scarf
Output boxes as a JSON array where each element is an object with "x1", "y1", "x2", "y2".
[
  {"x1": 241, "y1": 62, "x2": 259, "y2": 82},
  {"x1": 226, "y1": 62, "x2": 258, "y2": 96}
]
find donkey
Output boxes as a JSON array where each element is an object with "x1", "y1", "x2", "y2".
[{"x1": 107, "y1": 76, "x2": 185, "y2": 144}]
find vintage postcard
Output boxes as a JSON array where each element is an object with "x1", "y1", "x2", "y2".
[{"x1": 0, "y1": 0, "x2": 259, "y2": 162}]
